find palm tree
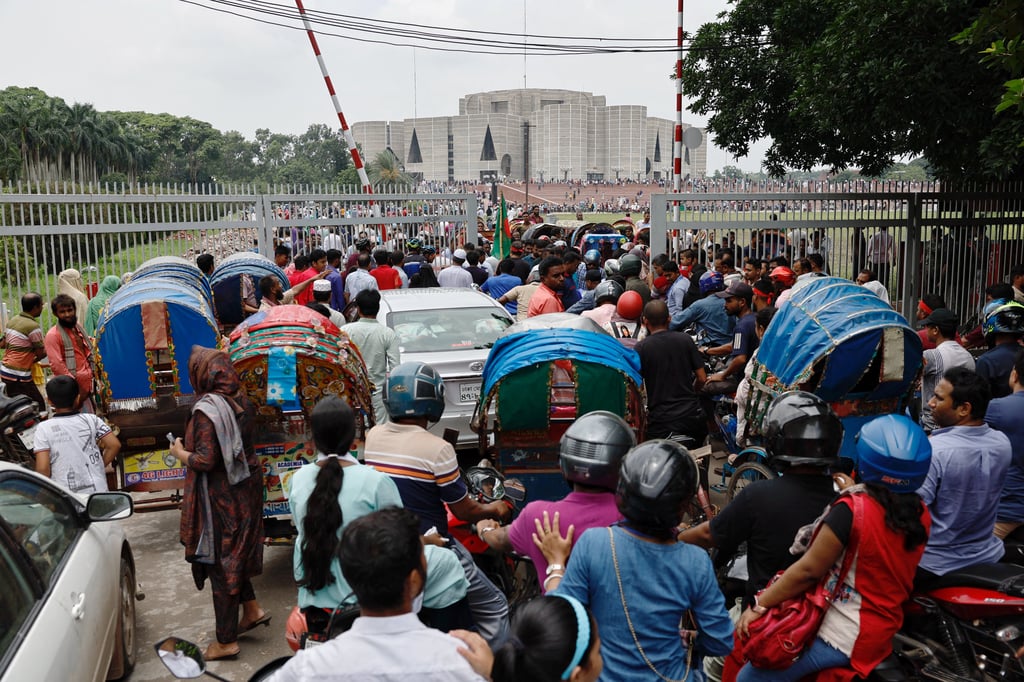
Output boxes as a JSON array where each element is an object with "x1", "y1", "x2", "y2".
[{"x1": 367, "y1": 149, "x2": 413, "y2": 188}]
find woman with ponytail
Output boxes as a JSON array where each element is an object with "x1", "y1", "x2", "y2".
[
  {"x1": 288, "y1": 396, "x2": 403, "y2": 632},
  {"x1": 289, "y1": 396, "x2": 470, "y2": 641}
]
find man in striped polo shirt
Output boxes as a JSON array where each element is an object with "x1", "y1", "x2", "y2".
[
  {"x1": 1, "y1": 293, "x2": 47, "y2": 409},
  {"x1": 364, "y1": 361, "x2": 511, "y2": 647}
]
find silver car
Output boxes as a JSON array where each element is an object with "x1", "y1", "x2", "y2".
[
  {"x1": 0, "y1": 462, "x2": 137, "y2": 681},
  {"x1": 378, "y1": 288, "x2": 513, "y2": 447}
]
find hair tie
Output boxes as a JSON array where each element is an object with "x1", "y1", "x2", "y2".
[
  {"x1": 316, "y1": 452, "x2": 359, "y2": 464},
  {"x1": 553, "y1": 594, "x2": 590, "y2": 680},
  {"x1": 918, "y1": 300, "x2": 933, "y2": 316}
]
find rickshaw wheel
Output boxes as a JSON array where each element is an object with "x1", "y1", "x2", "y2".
[{"x1": 726, "y1": 462, "x2": 775, "y2": 502}]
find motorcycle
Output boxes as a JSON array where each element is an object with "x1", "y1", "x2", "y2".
[
  {"x1": 0, "y1": 392, "x2": 43, "y2": 467},
  {"x1": 886, "y1": 562, "x2": 1024, "y2": 681},
  {"x1": 447, "y1": 460, "x2": 538, "y2": 612},
  {"x1": 155, "y1": 637, "x2": 288, "y2": 682}
]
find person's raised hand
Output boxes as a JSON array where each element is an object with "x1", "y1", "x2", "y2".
[{"x1": 531, "y1": 510, "x2": 574, "y2": 565}]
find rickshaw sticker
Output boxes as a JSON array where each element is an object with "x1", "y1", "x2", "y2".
[{"x1": 263, "y1": 501, "x2": 291, "y2": 516}]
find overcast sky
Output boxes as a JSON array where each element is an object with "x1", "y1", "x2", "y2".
[{"x1": 0, "y1": 0, "x2": 770, "y2": 173}]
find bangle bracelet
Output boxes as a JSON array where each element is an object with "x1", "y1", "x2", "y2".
[
  {"x1": 480, "y1": 526, "x2": 497, "y2": 536},
  {"x1": 545, "y1": 563, "x2": 565, "y2": 576},
  {"x1": 543, "y1": 572, "x2": 564, "y2": 590}
]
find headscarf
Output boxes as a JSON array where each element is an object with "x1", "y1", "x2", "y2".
[
  {"x1": 85, "y1": 275, "x2": 121, "y2": 336},
  {"x1": 188, "y1": 345, "x2": 243, "y2": 402},
  {"x1": 57, "y1": 269, "x2": 90, "y2": 321}
]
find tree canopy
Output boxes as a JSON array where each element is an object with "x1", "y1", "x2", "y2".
[
  {"x1": 680, "y1": 0, "x2": 1024, "y2": 181},
  {"x1": 0, "y1": 86, "x2": 354, "y2": 188}
]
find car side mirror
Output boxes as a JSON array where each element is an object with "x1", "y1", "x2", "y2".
[
  {"x1": 86, "y1": 492, "x2": 134, "y2": 522},
  {"x1": 154, "y1": 637, "x2": 206, "y2": 679}
]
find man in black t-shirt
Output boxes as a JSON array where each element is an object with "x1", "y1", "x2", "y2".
[
  {"x1": 635, "y1": 300, "x2": 708, "y2": 442},
  {"x1": 679, "y1": 392, "x2": 842, "y2": 609}
]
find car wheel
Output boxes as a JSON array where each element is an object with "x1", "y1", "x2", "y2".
[{"x1": 112, "y1": 555, "x2": 137, "y2": 678}]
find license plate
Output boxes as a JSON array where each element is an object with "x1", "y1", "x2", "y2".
[
  {"x1": 459, "y1": 381, "x2": 481, "y2": 404},
  {"x1": 18, "y1": 425, "x2": 36, "y2": 450}
]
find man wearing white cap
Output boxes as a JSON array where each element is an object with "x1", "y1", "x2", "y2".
[
  {"x1": 437, "y1": 249, "x2": 473, "y2": 288},
  {"x1": 311, "y1": 279, "x2": 347, "y2": 328}
]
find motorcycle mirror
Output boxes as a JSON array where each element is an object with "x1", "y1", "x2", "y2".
[{"x1": 153, "y1": 637, "x2": 210, "y2": 680}]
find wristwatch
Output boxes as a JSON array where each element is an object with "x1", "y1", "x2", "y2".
[{"x1": 545, "y1": 563, "x2": 565, "y2": 576}]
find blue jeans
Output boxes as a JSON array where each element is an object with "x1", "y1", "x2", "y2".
[
  {"x1": 448, "y1": 538, "x2": 510, "y2": 648},
  {"x1": 736, "y1": 637, "x2": 850, "y2": 682}
]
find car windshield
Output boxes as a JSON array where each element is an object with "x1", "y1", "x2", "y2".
[{"x1": 389, "y1": 308, "x2": 511, "y2": 352}]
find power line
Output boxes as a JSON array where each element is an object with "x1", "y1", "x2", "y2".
[{"x1": 180, "y1": 0, "x2": 772, "y2": 56}]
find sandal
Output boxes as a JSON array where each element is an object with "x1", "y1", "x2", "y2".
[
  {"x1": 204, "y1": 643, "x2": 240, "y2": 661},
  {"x1": 239, "y1": 613, "x2": 272, "y2": 634}
]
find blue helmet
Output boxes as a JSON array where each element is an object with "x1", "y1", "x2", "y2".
[
  {"x1": 983, "y1": 300, "x2": 1024, "y2": 340},
  {"x1": 855, "y1": 415, "x2": 932, "y2": 493},
  {"x1": 699, "y1": 270, "x2": 725, "y2": 295},
  {"x1": 422, "y1": 245, "x2": 437, "y2": 256},
  {"x1": 584, "y1": 249, "x2": 601, "y2": 265},
  {"x1": 406, "y1": 237, "x2": 422, "y2": 251},
  {"x1": 383, "y1": 362, "x2": 446, "y2": 422}
]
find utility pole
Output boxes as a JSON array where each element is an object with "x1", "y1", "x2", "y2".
[{"x1": 522, "y1": 121, "x2": 534, "y2": 208}]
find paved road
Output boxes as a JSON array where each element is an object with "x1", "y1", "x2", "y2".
[
  {"x1": 122, "y1": 447, "x2": 732, "y2": 680},
  {"x1": 123, "y1": 501, "x2": 295, "y2": 681}
]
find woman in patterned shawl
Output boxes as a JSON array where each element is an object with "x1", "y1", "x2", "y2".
[{"x1": 170, "y1": 345, "x2": 268, "y2": 660}]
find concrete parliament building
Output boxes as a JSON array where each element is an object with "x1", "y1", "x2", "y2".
[{"x1": 352, "y1": 88, "x2": 706, "y2": 184}]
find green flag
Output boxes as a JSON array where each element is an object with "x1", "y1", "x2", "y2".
[{"x1": 491, "y1": 194, "x2": 511, "y2": 260}]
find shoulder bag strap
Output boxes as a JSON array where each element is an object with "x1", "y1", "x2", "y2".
[{"x1": 827, "y1": 493, "x2": 864, "y2": 603}]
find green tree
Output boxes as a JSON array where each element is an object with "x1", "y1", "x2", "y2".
[
  {"x1": 680, "y1": 0, "x2": 1024, "y2": 180},
  {"x1": 367, "y1": 149, "x2": 413, "y2": 187},
  {"x1": 955, "y1": 1, "x2": 1024, "y2": 128}
]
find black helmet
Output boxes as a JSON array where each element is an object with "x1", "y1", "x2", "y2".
[
  {"x1": 763, "y1": 391, "x2": 843, "y2": 467},
  {"x1": 560, "y1": 411, "x2": 636, "y2": 490},
  {"x1": 616, "y1": 440, "x2": 698, "y2": 532},
  {"x1": 593, "y1": 279, "x2": 624, "y2": 306}
]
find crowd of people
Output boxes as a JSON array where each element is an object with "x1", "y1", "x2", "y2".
[{"x1": 4, "y1": 212, "x2": 1024, "y2": 681}]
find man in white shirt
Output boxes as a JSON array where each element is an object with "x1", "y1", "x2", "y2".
[
  {"x1": 341, "y1": 290, "x2": 400, "y2": 424},
  {"x1": 269, "y1": 508, "x2": 486, "y2": 682},
  {"x1": 919, "y1": 308, "x2": 975, "y2": 432},
  {"x1": 322, "y1": 228, "x2": 345, "y2": 252},
  {"x1": 345, "y1": 254, "x2": 380, "y2": 305},
  {"x1": 437, "y1": 249, "x2": 474, "y2": 288}
]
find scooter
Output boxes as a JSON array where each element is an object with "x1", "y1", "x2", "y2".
[
  {"x1": 0, "y1": 392, "x2": 42, "y2": 467},
  {"x1": 154, "y1": 637, "x2": 289, "y2": 682},
  {"x1": 886, "y1": 562, "x2": 1024, "y2": 681}
]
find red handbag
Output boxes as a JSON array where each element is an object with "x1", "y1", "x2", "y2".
[{"x1": 741, "y1": 493, "x2": 863, "y2": 670}]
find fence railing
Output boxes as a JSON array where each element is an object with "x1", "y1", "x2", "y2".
[
  {"x1": 651, "y1": 186, "x2": 1024, "y2": 325},
  {"x1": 0, "y1": 183, "x2": 477, "y2": 327}
]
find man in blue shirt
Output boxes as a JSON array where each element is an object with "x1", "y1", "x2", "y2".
[
  {"x1": 480, "y1": 259, "x2": 522, "y2": 315},
  {"x1": 975, "y1": 300, "x2": 1024, "y2": 399},
  {"x1": 324, "y1": 249, "x2": 346, "y2": 313},
  {"x1": 917, "y1": 367, "x2": 1012, "y2": 586},
  {"x1": 986, "y1": 349, "x2": 1024, "y2": 540},
  {"x1": 663, "y1": 261, "x2": 691, "y2": 317},
  {"x1": 669, "y1": 271, "x2": 735, "y2": 347},
  {"x1": 702, "y1": 281, "x2": 758, "y2": 397}
]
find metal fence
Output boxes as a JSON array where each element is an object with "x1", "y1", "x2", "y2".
[
  {"x1": 650, "y1": 184, "x2": 1024, "y2": 326},
  {"x1": 0, "y1": 182, "x2": 478, "y2": 326}
]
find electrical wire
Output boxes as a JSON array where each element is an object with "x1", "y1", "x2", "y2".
[{"x1": 180, "y1": 0, "x2": 774, "y2": 56}]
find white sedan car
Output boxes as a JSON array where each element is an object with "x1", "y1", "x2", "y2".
[
  {"x1": 378, "y1": 288, "x2": 513, "y2": 447},
  {"x1": 0, "y1": 462, "x2": 137, "y2": 681}
]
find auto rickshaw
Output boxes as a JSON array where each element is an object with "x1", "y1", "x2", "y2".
[
  {"x1": 209, "y1": 253, "x2": 288, "y2": 331},
  {"x1": 228, "y1": 305, "x2": 375, "y2": 540},
  {"x1": 726, "y1": 277, "x2": 923, "y2": 496},
  {"x1": 472, "y1": 321, "x2": 645, "y2": 502},
  {"x1": 93, "y1": 260, "x2": 220, "y2": 506}
]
